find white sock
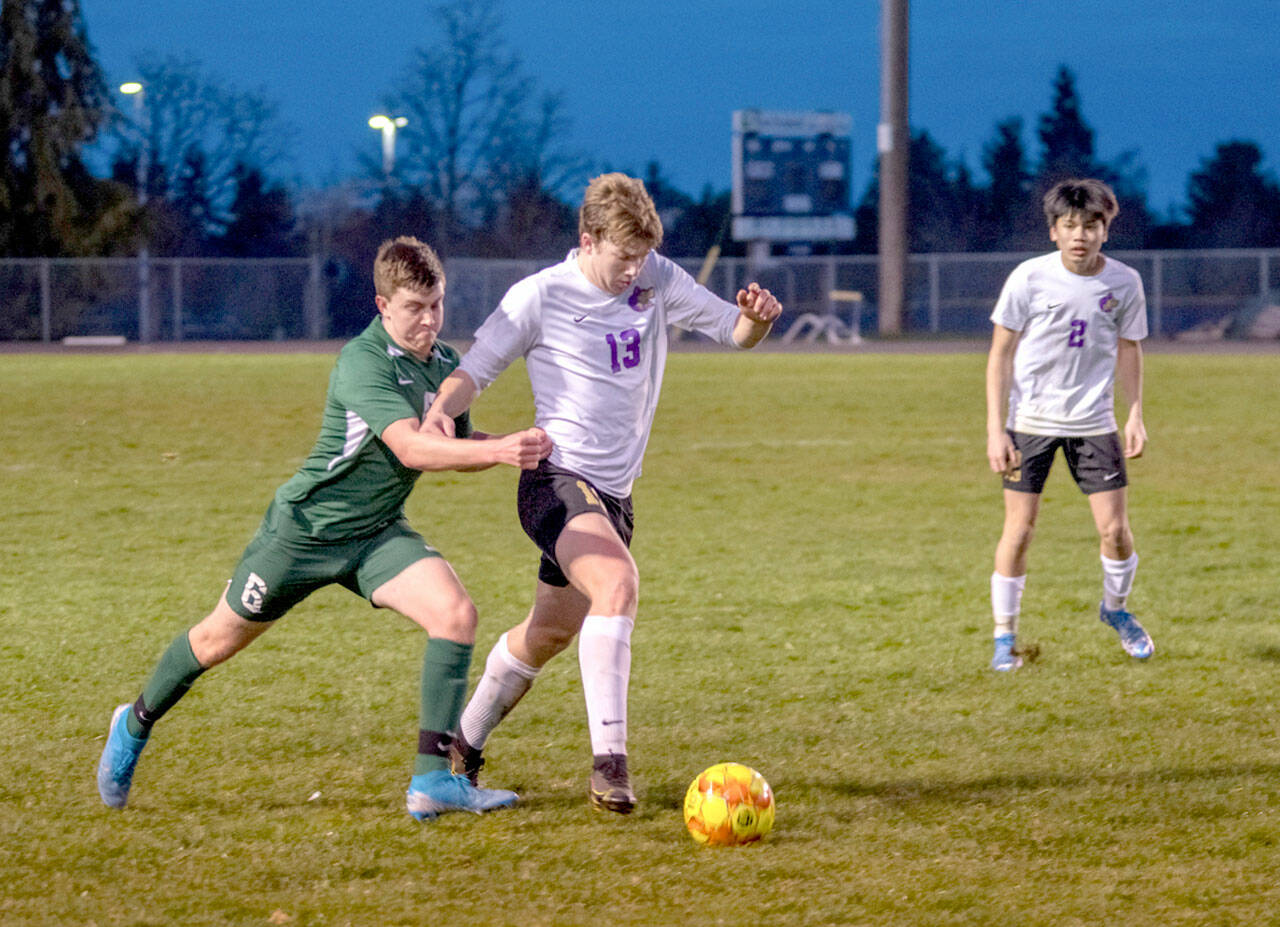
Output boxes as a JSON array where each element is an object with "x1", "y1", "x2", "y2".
[
  {"x1": 991, "y1": 571, "x2": 1026, "y2": 638},
  {"x1": 458, "y1": 632, "x2": 539, "y2": 750},
  {"x1": 1101, "y1": 553, "x2": 1139, "y2": 611},
  {"x1": 578, "y1": 614, "x2": 633, "y2": 757}
]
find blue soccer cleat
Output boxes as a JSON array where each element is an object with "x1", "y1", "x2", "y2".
[
  {"x1": 1100, "y1": 603, "x2": 1154, "y2": 659},
  {"x1": 405, "y1": 770, "x2": 518, "y2": 821},
  {"x1": 990, "y1": 633, "x2": 1022, "y2": 672},
  {"x1": 97, "y1": 703, "x2": 148, "y2": 808}
]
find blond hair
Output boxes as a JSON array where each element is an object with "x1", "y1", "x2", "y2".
[
  {"x1": 1042, "y1": 178, "x2": 1119, "y2": 229},
  {"x1": 578, "y1": 173, "x2": 663, "y2": 251},
  {"x1": 373, "y1": 236, "x2": 445, "y2": 299}
]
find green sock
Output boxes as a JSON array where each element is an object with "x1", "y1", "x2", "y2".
[
  {"x1": 414, "y1": 638, "x2": 473, "y2": 776},
  {"x1": 126, "y1": 630, "x2": 206, "y2": 738}
]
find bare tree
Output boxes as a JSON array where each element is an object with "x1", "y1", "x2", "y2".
[
  {"x1": 112, "y1": 54, "x2": 288, "y2": 221},
  {"x1": 389, "y1": 0, "x2": 586, "y2": 247}
]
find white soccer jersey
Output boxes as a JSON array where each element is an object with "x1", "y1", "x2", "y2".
[
  {"x1": 991, "y1": 252, "x2": 1148, "y2": 436},
  {"x1": 459, "y1": 250, "x2": 742, "y2": 496}
]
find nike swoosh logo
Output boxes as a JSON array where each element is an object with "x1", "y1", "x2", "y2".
[
  {"x1": 1048, "y1": 302, "x2": 1063, "y2": 309},
  {"x1": 601, "y1": 719, "x2": 624, "y2": 726},
  {"x1": 573, "y1": 314, "x2": 589, "y2": 323},
  {"x1": 397, "y1": 376, "x2": 413, "y2": 385},
  {"x1": 1103, "y1": 472, "x2": 1121, "y2": 481}
]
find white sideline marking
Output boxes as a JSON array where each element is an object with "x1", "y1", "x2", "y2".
[{"x1": 62, "y1": 335, "x2": 127, "y2": 347}]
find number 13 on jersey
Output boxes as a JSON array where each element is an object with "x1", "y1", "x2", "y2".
[{"x1": 605, "y1": 329, "x2": 641, "y2": 372}]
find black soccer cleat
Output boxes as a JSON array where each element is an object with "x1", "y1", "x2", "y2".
[
  {"x1": 588, "y1": 753, "x2": 636, "y2": 815},
  {"x1": 449, "y1": 733, "x2": 486, "y2": 787}
]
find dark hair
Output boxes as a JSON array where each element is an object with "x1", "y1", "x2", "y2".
[{"x1": 1042, "y1": 178, "x2": 1119, "y2": 228}]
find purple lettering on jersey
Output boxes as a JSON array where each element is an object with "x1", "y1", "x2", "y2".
[
  {"x1": 1068, "y1": 318, "x2": 1087, "y2": 347},
  {"x1": 1099, "y1": 293, "x2": 1118, "y2": 314},
  {"x1": 605, "y1": 329, "x2": 641, "y2": 372}
]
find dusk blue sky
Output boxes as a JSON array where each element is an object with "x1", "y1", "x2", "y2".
[{"x1": 81, "y1": 1, "x2": 1280, "y2": 218}]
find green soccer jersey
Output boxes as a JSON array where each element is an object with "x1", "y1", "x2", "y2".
[{"x1": 267, "y1": 318, "x2": 472, "y2": 540}]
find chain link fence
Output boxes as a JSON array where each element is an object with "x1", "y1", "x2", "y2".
[
  {"x1": 0, "y1": 256, "x2": 326, "y2": 343},
  {"x1": 3, "y1": 249, "x2": 1277, "y2": 343}
]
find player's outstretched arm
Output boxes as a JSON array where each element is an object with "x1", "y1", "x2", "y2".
[
  {"x1": 383, "y1": 419, "x2": 550, "y2": 472},
  {"x1": 1117, "y1": 338, "x2": 1146, "y2": 458},
  {"x1": 986, "y1": 324, "x2": 1020, "y2": 474},
  {"x1": 421, "y1": 369, "x2": 481, "y2": 437},
  {"x1": 731, "y1": 283, "x2": 783, "y2": 348}
]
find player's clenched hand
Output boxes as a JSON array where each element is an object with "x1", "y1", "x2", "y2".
[
  {"x1": 736, "y1": 283, "x2": 782, "y2": 323},
  {"x1": 420, "y1": 408, "x2": 456, "y2": 437},
  {"x1": 1123, "y1": 416, "x2": 1146, "y2": 459},
  {"x1": 492, "y1": 427, "x2": 552, "y2": 470},
  {"x1": 987, "y1": 432, "x2": 1018, "y2": 476}
]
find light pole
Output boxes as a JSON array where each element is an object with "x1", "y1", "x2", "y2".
[
  {"x1": 368, "y1": 115, "x2": 407, "y2": 178},
  {"x1": 120, "y1": 81, "x2": 153, "y2": 342}
]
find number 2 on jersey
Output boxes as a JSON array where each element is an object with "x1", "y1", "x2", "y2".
[
  {"x1": 605, "y1": 329, "x2": 641, "y2": 372},
  {"x1": 1067, "y1": 318, "x2": 1087, "y2": 347}
]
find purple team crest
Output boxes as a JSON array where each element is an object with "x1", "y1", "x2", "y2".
[
  {"x1": 1099, "y1": 293, "x2": 1119, "y2": 314},
  {"x1": 628, "y1": 286, "x2": 655, "y2": 311}
]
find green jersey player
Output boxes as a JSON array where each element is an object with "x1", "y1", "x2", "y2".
[
  {"x1": 97, "y1": 237, "x2": 551, "y2": 820},
  {"x1": 985, "y1": 179, "x2": 1153, "y2": 671}
]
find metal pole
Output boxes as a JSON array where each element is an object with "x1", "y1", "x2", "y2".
[
  {"x1": 928, "y1": 254, "x2": 940, "y2": 333},
  {"x1": 172, "y1": 260, "x2": 183, "y2": 341},
  {"x1": 126, "y1": 86, "x2": 153, "y2": 343},
  {"x1": 39, "y1": 258, "x2": 51, "y2": 342},
  {"x1": 877, "y1": 0, "x2": 909, "y2": 336},
  {"x1": 306, "y1": 254, "x2": 326, "y2": 339},
  {"x1": 1151, "y1": 253, "x2": 1163, "y2": 338}
]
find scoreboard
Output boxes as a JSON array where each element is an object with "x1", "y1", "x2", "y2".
[{"x1": 731, "y1": 109, "x2": 855, "y2": 242}]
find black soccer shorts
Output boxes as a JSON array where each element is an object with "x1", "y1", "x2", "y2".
[
  {"x1": 1002, "y1": 431, "x2": 1128, "y2": 495},
  {"x1": 516, "y1": 460, "x2": 634, "y2": 587}
]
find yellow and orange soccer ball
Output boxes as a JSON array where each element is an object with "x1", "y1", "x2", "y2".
[{"x1": 683, "y1": 762, "x2": 774, "y2": 846}]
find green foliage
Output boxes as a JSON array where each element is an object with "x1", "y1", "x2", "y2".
[
  {"x1": 2, "y1": 349, "x2": 1279, "y2": 926},
  {"x1": 1186, "y1": 141, "x2": 1280, "y2": 248},
  {"x1": 0, "y1": 0, "x2": 128, "y2": 256}
]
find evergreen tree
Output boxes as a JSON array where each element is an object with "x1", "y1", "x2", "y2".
[
  {"x1": 1185, "y1": 141, "x2": 1280, "y2": 247},
  {"x1": 219, "y1": 163, "x2": 300, "y2": 257},
  {"x1": 1036, "y1": 66, "x2": 1097, "y2": 185},
  {"x1": 981, "y1": 117, "x2": 1039, "y2": 249},
  {"x1": 666, "y1": 185, "x2": 736, "y2": 259},
  {"x1": 1034, "y1": 66, "x2": 1150, "y2": 248},
  {"x1": 0, "y1": 0, "x2": 124, "y2": 255},
  {"x1": 906, "y1": 130, "x2": 980, "y2": 253}
]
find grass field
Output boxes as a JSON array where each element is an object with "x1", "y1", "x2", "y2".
[{"x1": 2, "y1": 347, "x2": 1279, "y2": 926}]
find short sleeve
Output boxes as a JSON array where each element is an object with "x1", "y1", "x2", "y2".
[
  {"x1": 458, "y1": 276, "x2": 543, "y2": 390},
  {"x1": 653, "y1": 254, "x2": 739, "y2": 346},
  {"x1": 332, "y1": 343, "x2": 418, "y2": 437},
  {"x1": 1117, "y1": 271, "x2": 1149, "y2": 341},
  {"x1": 990, "y1": 263, "x2": 1031, "y2": 332}
]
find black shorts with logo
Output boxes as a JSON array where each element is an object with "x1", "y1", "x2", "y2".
[
  {"x1": 1003, "y1": 431, "x2": 1128, "y2": 495},
  {"x1": 517, "y1": 460, "x2": 634, "y2": 587}
]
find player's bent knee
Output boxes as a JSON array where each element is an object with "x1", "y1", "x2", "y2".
[
  {"x1": 426, "y1": 596, "x2": 478, "y2": 641},
  {"x1": 189, "y1": 612, "x2": 266, "y2": 667},
  {"x1": 595, "y1": 568, "x2": 639, "y2": 617}
]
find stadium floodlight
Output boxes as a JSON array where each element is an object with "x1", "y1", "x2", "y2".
[
  {"x1": 368, "y1": 115, "x2": 408, "y2": 176},
  {"x1": 119, "y1": 81, "x2": 152, "y2": 342}
]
